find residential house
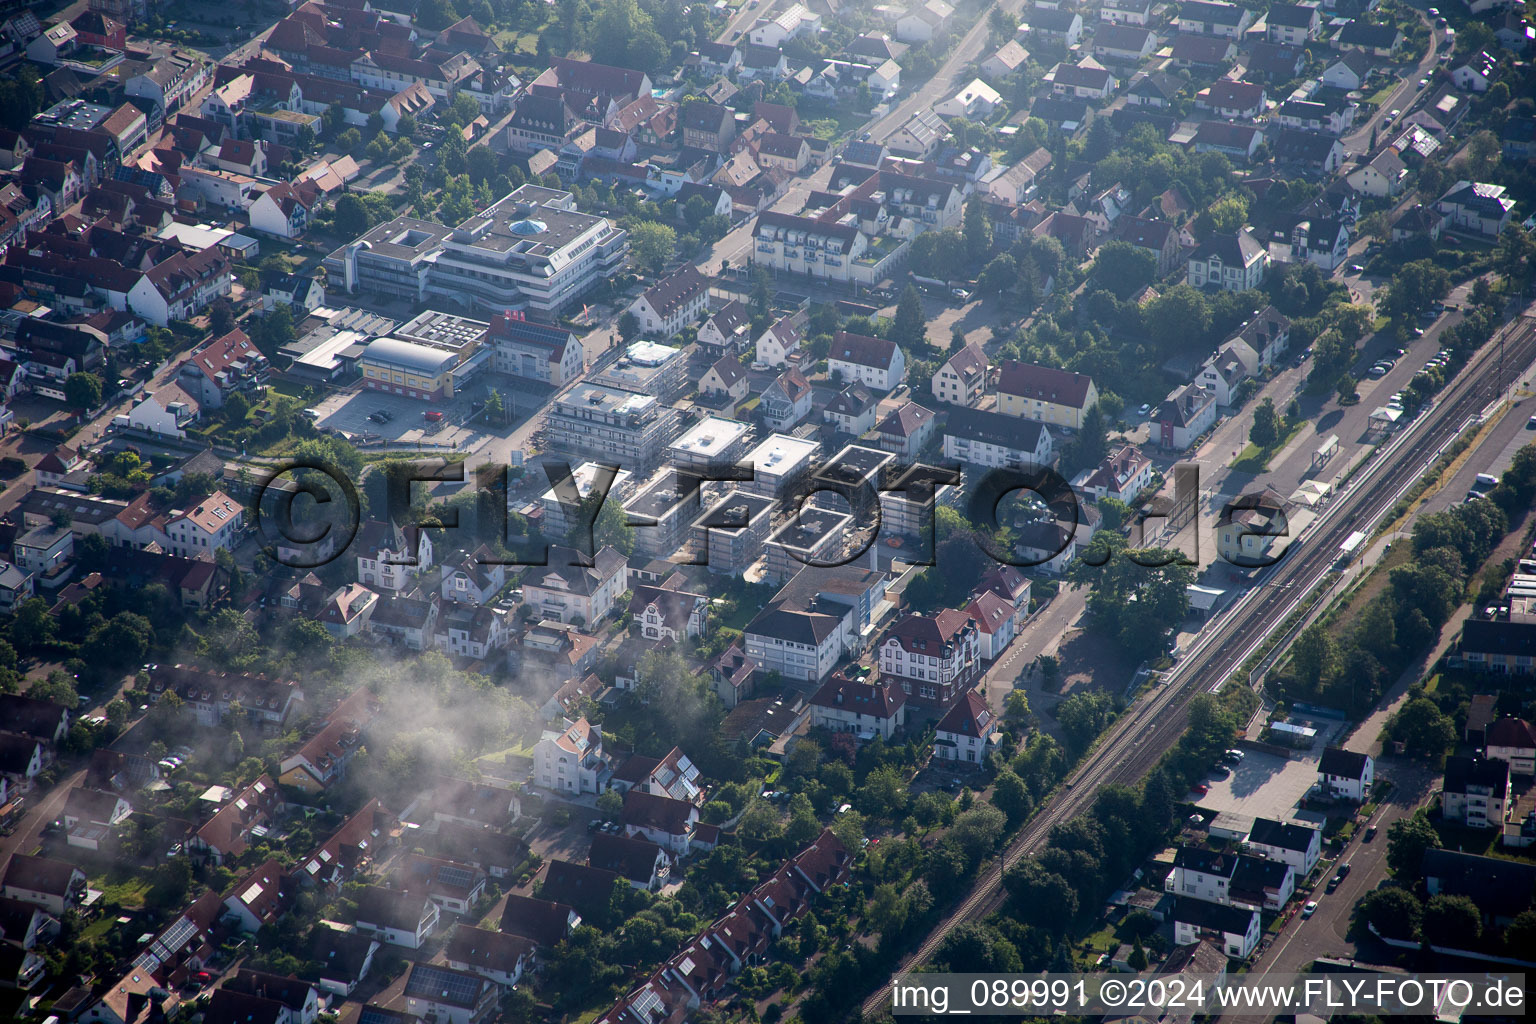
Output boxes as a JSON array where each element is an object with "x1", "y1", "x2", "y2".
[
  {"x1": 354, "y1": 886, "x2": 440, "y2": 950},
  {"x1": 1197, "y1": 80, "x2": 1267, "y2": 120},
  {"x1": 755, "y1": 316, "x2": 802, "y2": 369},
  {"x1": 984, "y1": 147, "x2": 1052, "y2": 205},
  {"x1": 810, "y1": 674, "x2": 907, "y2": 741},
  {"x1": 0, "y1": 855, "x2": 86, "y2": 915},
  {"x1": 1102, "y1": 0, "x2": 1154, "y2": 24},
  {"x1": 630, "y1": 585, "x2": 708, "y2": 642},
  {"x1": 996, "y1": 361, "x2": 1098, "y2": 428},
  {"x1": 760, "y1": 368, "x2": 813, "y2": 430},
  {"x1": 935, "y1": 79, "x2": 1003, "y2": 120},
  {"x1": 681, "y1": 101, "x2": 735, "y2": 151},
  {"x1": 1177, "y1": 0, "x2": 1254, "y2": 37},
  {"x1": 400, "y1": 963, "x2": 496, "y2": 1024},
  {"x1": 874, "y1": 401, "x2": 936, "y2": 458},
  {"x1": 1486, "y1": 717, "x2": 1536, "y2": 775},
  {"x1": 1170, "y1": 34, "x2": 1238, "y2": 68},
  {"x1": 1334, "y1": 21, "x2": 1402, "y2": 57},
  {"x1": 500, "y1": 893, "x2": 580, "y2": 948},
  {"x1": 1271, "y1": 129, "x2": 1346, "y2": 176},
  {"x1": 222, "y1": 860, "x2": 290, "y2": 933},
  {"x1": 177, "y1": 329, "x2": 268, "y2": 409},
  {"x1": 1440, "y1": 756, "x2": 1510, "y2": 829},
  {"x1": 1346, "y1": 149, "x2": 1408, "y2": 198},
  {"x1": 0, "y1": 735, "x2": 46, "y2": 793},
  {"x1": 1267, "y1": 3, "x2": 1321, "y2": 44},
  {"x1": 886, "y1": 109, "x2": 949, "y2": 159},
  {"x1": 1318, "y1": 747, "x2": 1373, "y2": 802},
  {"x1": 981, "y1": 39, "x2": 1031, "y2": 81},
  {"x1": 1321, "y1": 51, "x2": 1374, "y2": 91},
  {"x1": 879, "y1": 609, "x2": 982, "y2": 714},
  {"x1": 828, "y1": 332, "x2": 905, "y2": 392},
  {"x1": 1094, "y1": 24, "x2": 1158, "y2": 61},
  {"x1": 1021, "y1": 7, "x2": 1083, "y2": 46},
  {"x1": 1165, "y1": 847, "x2": 1296, "y2": 912},
  {"x1": 896, "y1": 0, "x2": 954, "y2": 43},
  {"x1": 1290, "y1": 214, "x2": 1350, "y2": 271},
  {"x1": 1421, "y1": 849, "x2": 1536, "y2": 927},
  {"x1": 1245, "y1": 817, "x2": 1321, "y2": 875},
  {"x1": 1081, "y1": 444, "x2": 1154, "y2": 505},
  {"x1": 354, "y1": 519, "x2": 434, "y2": 593},
  {"x1": 1436, "y1": 180, "x2": 1516, "y2": 237},
  {"x1": 1172, "y1": 897, "x2": 1261, "y2": 958},
  {"x1": 533, "y1": 717, "x2": 608, "y2": 796},
  {"x1": 249, "y1": 181, "x2": 315, "y2": 239},
  {"x1": 444, "y1": 925, "x2": 535, "y2": 990},
  {"x1": 1214, "y1": 486, "x2": 1291, "y2": 567},
  {"x1": 933, "y1": 343, "x2": 989, "y2": 407},
  {"x1": 621, "y1": 790, "x2": 699, "y2": 855},
  {"x1": 1115, "y1": 216, "x2": 1183, "y2": 278},
  {"x1": 1153, "y1": 382, "x2": 1218, "y2": 451},
  {"x1": 590, "y1": 832, "x2": 670, "y2": 891},
  {"x1": 309, "y1": 926, "x2": 378, "y2": 997},
  {"x1": 823, "y1": 385, "x2": 880, "y2": 436},
  {"x1": 1192, "y1": 121, "x2": 1264, "y2": 162},
  {"x1": 743, "y1": 564, "x2": 887, "y2": 682},
  {"x1": 700, "y1": 356, "x2": 748, "y2": 405},
  {"x1": 943, "y1": 407, "x2": 1054, "y2": 468},
  {"x1": 628, "y1": 265, "x2": 708, "y2": 339},
  {"x1": 1187, "y1": 229, "x2": 1269, "y2": 292},
  {"x1": 933, "y1": 691, "x2": 1000, "y2": 767},
  {"x1": 696, "y1": 301, "x2": 751, "y2": 358},
  {"x1": 521, "y1": 545, "x2": 628, "y2": 627},
  {"x1": 402, "y1": 855, "x2": 487, "y2": 916}
]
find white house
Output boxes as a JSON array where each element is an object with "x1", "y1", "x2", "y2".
[
  {"x1": 827, "y1": 331, "x2": 905, "y2": 392},
  {"x1": 1440, "y1": 755, "x2": 1511, "y2": 829},
  {"x1": 896, "y1": 0, "x2": 954, "y2": 43},
  {"x1": 1165, "y1": 848, "x2": 1296, "y2": 912},
  {"x1": 933, "y1": 691, "x2": 999, "y2": 767},
  {"x1": 533, "y1": 717, "x2": 608, "y2": 796},
  {"x1": 943, "y1": 408, "x2": 1054, "y2": 468},
  {"x1": 755, "y1": 317, "x2": 802, "y2": 368},
  {"x1": 521, "y1": 546, "x2": 628, "y2": 627},
  {"x1": 163, "y1": 490, "x2": 244, "y2": 561},
  {"x1": 1245, "y1": 817, "x2": 1321, "y2": 875},
  {"x1": 1436, "y1": 180, "x2": 1516, "y2": 237},
  {"x1": 626, "y1": 264, "x2": 709, "y2": 338},
  {"x1": 935, "y1": 79, "x2": 1002, "y2": 119},
  {"x1": 1485, "y1": 718, "x2": 1536, "y2": 776},
  {"x1": 1318, "y1": 747, "x2": 1373, "y2": 802},
  {"x1": 248, "y1": 181, "x2": 315, "y2": 239},
  {"x1": 1172, "y1": 897, "x2": 1261, "y2": 958},
  {"x1": 1080, "y1": 444, "x2": 1154, "y2": 504},
  {"x1": 1187, "y1": 229, "x2": 1269, "y2": 292}
]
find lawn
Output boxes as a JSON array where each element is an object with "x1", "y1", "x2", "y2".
[
  {"x1": 91, "y1": 870, "x2": 151, "y2": 909},
  {"x1": 1230, "y1": 420, "x2": 1307, "y2": 474}
]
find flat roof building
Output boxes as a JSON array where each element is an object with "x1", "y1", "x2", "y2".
[
  {"x1": 740, "y1": 433, "x2": 820, "y2": 498},
  {"x1": 592, "y1": 340, "x2": 688, "y2": 399},
  {"x1": 325, "y1": 185, "x2": 628, "y2": 316},
  {"x1": 538, "y1": 462, "x2": 636, "y2": 542},
  {"x1": 545, "y1": 382, "x2": 682, "y2": 470},
  {"x1": 763, "y1": 507, "x2": 850, "y2": 585},
  {"x1": 622, "y1": 468, "x2": 704, "y2": 561},
  {"x1": 667, "y1": 416, "x2": 752, "y2": 475},
  {"x1": 693, "y1": 490, "x2": 778, "y2": 577}
]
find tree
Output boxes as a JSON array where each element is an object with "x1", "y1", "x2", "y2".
[
  {"x1": 1387, "y1": 695, "x2": 1455, "y2": 760},
  {"x1": 1423, "y1": 893, "x2": 1481, "y2": 948},
  {"x1": 1465, "y1": 129, "x2": 1501, "y2": 179},
  {"x1": 1127, "y1": 936, "x2": 1148, "y2": 971},
  {"x1": 395, "y1": 112, "x2": 417, "y2": 137},
  {"x1": 618, "y1": 310, "x2": 641, "y2": 342},
  {"x1": 1091, "y1": 241, "x2": 1156, "y2": 300},
  {"x1": 1386, "y1": 813, "x2": 1441, "y2": 880},
  {"x1": 1249, "y1": 397, "x2": 1281, "y2": 450},
  {"x1": 1504, "y1": 909, "x2": 1536, "y2": 954},
  {"x1": 1068, "y1": 532, "x2": 1195, "y2": 660},
  {"x1": 630, "y1": 222, "x2": 676, "y2": 275},
  {"x1": 1356, "y1": 887, "x2": 1422, "y2": 941},
  {"x1": 891, "y1": 285, "x2": 927, "y2": 352},
  {"x1": 1004, "y1": 860, "x2": 1078, "y2": 929},
  {"x1": 337, "y1": 127, "x2": 362, "y2": 154},
  {"x1": 416, "y1": 0, "x2": 460, "y2": 30},
  {"x1": 209, "y1": 301, "x2": 235, "y2": 337},
  {"x1": 1056, "y1": 690, "x2": 1117, "y2": 754},
  {"x1": 65, "y1": 372, "x2": 103, "y2": 411},
  {"x1": 334, "y1": 194, "x2": 372, "y2": 237},
  {"x1": 1291, "y1": 622, "x2": 1336, "y2": 689},
  {"x1": 992, "y1": 769, "x2": 1033, "y2": 826},
  {"x1": 962, "y1": 195, "x2": 992, "y2": 263},
  {"x1": 83, "y1": 613, "x2": 153, "y2": 671},
  {"x1": 596, "y1": 788, "x2": 623, "y2": 818},
  {"x1": 1379, "y1": 260, "x2": 1451, "y2": 322}
]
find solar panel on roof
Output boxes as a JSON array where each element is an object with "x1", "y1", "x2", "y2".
[
  {"x1": 435, "y1": 865, "x2": 477, "y2": 890},
  {"x1": 404, "y1": 964, "x2": 482, "y2": 1006}
]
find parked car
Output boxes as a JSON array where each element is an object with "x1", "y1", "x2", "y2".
[
  {"x1": 1192, "y1": 782, "x2": 1209, "y2": 795},
  {"x1": 1211, "y1": 764, "x2": 1231, "y2": 778},
  {"x1": 1348, "y1": 263, "x2": 1365, "y2": 273},
  {"x1": 1137, "y1": 403, "x2": 1151, "y2": 417},
  {"x1": 1303, "y1": 900, "x2": 1318, "y2": 917},
  {"x1": 1364, "y1": 825, "x2": 1378, "y2": 841},
  {"x1": 1224, "y1": 749, "x2": 1245, "y2": 763}
]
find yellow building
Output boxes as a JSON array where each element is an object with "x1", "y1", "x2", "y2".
[
  {"x1": 1216, "y1": 487, "x2": 1292, "y2": 567},
  {"x1": 359, "y1": 337, "x2": 459, "y2": 400},
  {"x1": 996, "y1": 361, "x2": 1099, "y2": 429}
]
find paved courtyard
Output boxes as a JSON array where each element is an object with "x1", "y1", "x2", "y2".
[{"x1": 1191, "y1": 719, "x2": 1348, "y2": 827}]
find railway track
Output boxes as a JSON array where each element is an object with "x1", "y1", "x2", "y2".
[{"x1": 860, "y1": 316, "x2": 1536, "y2": 1021}]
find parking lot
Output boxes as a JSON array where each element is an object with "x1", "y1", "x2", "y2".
[
  {"x1": 310, "y1": 384, "x2": 499, "y2": 449},
  {"x1": 1192, "y1": 724, "x2": 1346, "y2": 827}
]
